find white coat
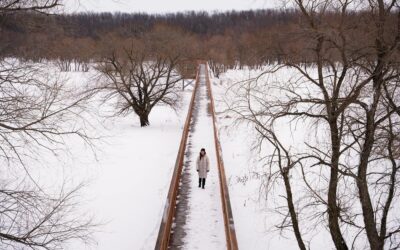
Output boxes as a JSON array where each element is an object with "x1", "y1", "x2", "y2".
[{"x1": 196, "y1": 155, "x2": 210, "y2": 179}]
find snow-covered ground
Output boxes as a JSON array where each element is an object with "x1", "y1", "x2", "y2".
[
  {"x1": 212, "y1": 67, "x2": 330, "y2": 250},
  {"x1": 70, "y1": 104, "x2": 191, "y2": 250},
  {"x1": 67, "y1": 72, "x2": 194, "y2": 250},
  {"x1": 7, "y1": 61, "x2": 384, "y2": 249},
  {"x1": 3, "y1": 62, "x2": 309, "y2": 250},
  {"x1": 212, "y1": 68, "x2": 274, "y2": 249},
  {"x1": 0, "y1": 63, "x2": 195, "y2": 250}
]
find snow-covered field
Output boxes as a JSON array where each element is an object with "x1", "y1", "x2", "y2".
[
  {"x1": 213, "y1": 68, "x2": 277, "y2": 249},
  {"x1": 212, "y1": 67, "x2": 331, "y2": 250},
  {"x1": 204, "y1": 64, "x2": 399, "y2": 250},
  {"x1": 2, "y1": 62, "x2": 315, "y2": 250},
  {"x1": 0, "y1": 63, "x2": 195, "y2": 250},
  {"x1": 5, "y1": 61, "x2": 396, "y2": 250},
  {"x1": 66, "y1": 72, "x2": 194, "y2": 250},
  {"x1": 69, "y1": 104, "x2": 191, "y2": 250}
]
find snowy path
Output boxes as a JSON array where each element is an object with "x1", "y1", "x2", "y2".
[{"x1": 169, "y1": 65, "x2": 226, "y2": 249}]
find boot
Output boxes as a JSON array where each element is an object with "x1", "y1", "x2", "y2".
[
  {"x1": 198, "y1": 178, "x2": 201, "y2": 188},
  {"x1": 202, "y1": 178, "x2": 206, "y2": 189}
]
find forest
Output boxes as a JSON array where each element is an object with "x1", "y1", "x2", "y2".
[{"x1": 2, "y1": 8, "x2": 397, "y2": 76}]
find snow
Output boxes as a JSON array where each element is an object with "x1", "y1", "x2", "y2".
[
  {"x1": 212, "y1": 64, "x2": 400, "y2": 250},
  {"x1": 0, "y1": 62, "x2": 196, "y2": 250},
  {"x1": 72, "y1": 107, "x2": 190, "y2": 250},
  {"x1": 67, "y1": 78, "x2": 194, "y2": 250},
  {"x1": 212, "y1": 73, "x2": 273, "y2": 249},
  {"x1": 180, "y1": 65, "x2": 226, "y2": 249},
  {"x1": 6, "y1": 61, "x2": 382, "y2": 249},
  {"x1": 212, "y1": 66, "x2": 331, "y2": 250}
]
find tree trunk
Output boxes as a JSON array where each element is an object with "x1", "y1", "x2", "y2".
[
  {"x1": 282, "y1": 171, "x2": 307, "y2": 250},
  {"x1": 357, "y1": 113, "x2": 381, "y2": 250},
  {"x1": 328, "y1": 121, "x2": 349, "y2": 250},
  {"x1": 139, "y1": 113, "x2": 150, "y2": 127},
  {"x1": 356, "y1": 78, "x2": 383, "y2": 250}
]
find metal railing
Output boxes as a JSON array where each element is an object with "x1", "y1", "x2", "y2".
[
  {"x1": 154, "y1": 65, "x2": 200, "y2": 250},
  {"x1": 155, "y1": 62, "x2": 238, "y2": 249},
  {"x1": 205, "y1": 63, "x2": 239, "y2": 250}
]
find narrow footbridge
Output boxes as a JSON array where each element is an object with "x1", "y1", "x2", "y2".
[{"x1": 155, "y1": 63, "x2": 238, "y2": 250}]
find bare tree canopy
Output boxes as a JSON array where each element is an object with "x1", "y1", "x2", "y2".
[
  {"x1": 95, "y1": 27, "x2": 186, "y2": 127},
  {"x1": 0, "y1": 0, "x2": 62, "y2": 13},
  {"x1": 0, "y1": 182, "x2": 95, "y2": 250},
  {"x1": 0, "y1": 2, "x2": 99, "y2": 249},
  {"x1": 0, "y1": 59, "x2": 94, "y2": 164},
  {"x1": 227, "y1": 0, "x2": 400, "y2": 249},
  {"x1": 0, "y1": 59, "x2": 97, "y2": 250}
]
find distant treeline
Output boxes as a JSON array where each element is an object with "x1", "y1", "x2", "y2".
[
  {"x1": 0, "y1": 9, "x2": 397, "y2": 74},
  {"x1": 1, "y1": 9, "x2": 297, "y2": 37}
]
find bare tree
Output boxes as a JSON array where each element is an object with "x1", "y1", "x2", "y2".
[
  {"x1": 0, "y1": 58, "x2": 97, "y2": 249},
  {"x1": 0, "y1": 2, "x2": 100, "y2": 249},
  {"x1": 0, "y1": 0, "x2": 62, "y2": 14},
  {"x1": 347, "y1": 1, "x2": 400, "y2": 249},
  {"x1": 0, "y1": 181, "x2": 95, "y2": 250},
  {"x1": 96, "y1": 36, "x2": 183, "y2": 127},
  {"x1": 0, "y1": 59, "x2": 94, "y2": 163},
  {"x1": 227, "y1": 81, "x2": 308, "y2": 249},
  {"x1": 226, "y1": 0, "x2": 400, "y2": 249}
]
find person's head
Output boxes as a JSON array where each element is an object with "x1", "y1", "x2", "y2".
[{"x1": 200, "y1": 148, "x2": 206, "y2": 158}]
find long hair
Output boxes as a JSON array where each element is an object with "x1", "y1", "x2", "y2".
[{"x1": 199, "y1": 148, "x2": 206, "y2": 159}]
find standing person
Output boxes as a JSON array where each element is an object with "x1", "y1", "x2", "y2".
[{"x1": 196, "y1": 148, "x2": 210, "y2": 189}]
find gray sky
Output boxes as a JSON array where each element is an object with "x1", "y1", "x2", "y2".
[{"x1": 65, "y1": 0, "x2": 281, "y2": 13}]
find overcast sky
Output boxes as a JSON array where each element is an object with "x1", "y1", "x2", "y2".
[{"x1": 65, "y1": 0, "x2": 281, "y2": 13}]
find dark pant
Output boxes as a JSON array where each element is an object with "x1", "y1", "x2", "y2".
[{"x1": 198, "y1": 178, "x2": 206, "y2": 188}]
